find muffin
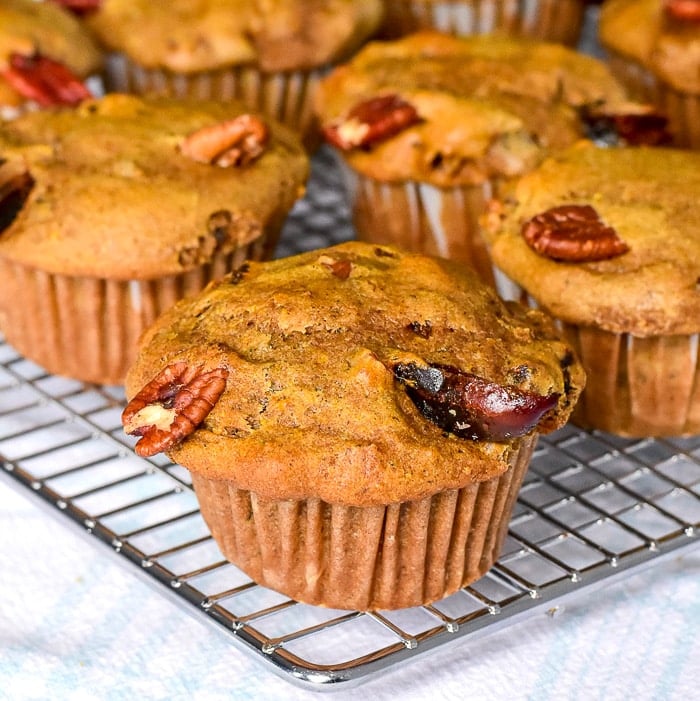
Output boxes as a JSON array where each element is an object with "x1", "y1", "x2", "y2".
[
  {"x1": 121, "y1": 242, "x2": 584, "y2": 610},
  {"x1": 0, "y1": 93, "x2": 308, "y2": 385},
  {"x1": 380, "y1": 0, "x2": 588, "y2": 46},
  {"x1": 315, "y1": 32, "x2": 649, "y2": 282},
  {"x1": 83, "y1": 0, "x2": 384, "y2": 148},
  {"x1": 0, "y1": 0, "x2": 103, "y2": 118},
  {"x1": 599, "y1": 0, "x2": 700, "y2": 148},
  {"x1": 482, "y1": 142, "x2": 700, "y2": 437}
]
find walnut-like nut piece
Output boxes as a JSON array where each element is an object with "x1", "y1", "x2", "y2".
[
  {"x1": 318, "y1": 254, "x2": 353, "y2": 279},
  {"x1": 664, "y1": 0, "x2": 700, "y2": 21},
  {"x1": 122, "y1": 362, "x2": 228, "y2": 457},
  {"x1": 180, "y1": 115, "x2": 269, "y2": 167},
  {"x1": 580, "y1": 103, "x2": 672, "y2": 146},
  {"x1": 1, "y1": 52, "x2": 92, "y2": 107},
  {"x1": 322, "y1": 94, "x2": 421, "y2": 151},
  {"x1": 48, "y1": 0, "x2": 101, "y2": 15},
  {"x1": 392, "y1": 362, "x2": 560, "y2": 442},
  {"x1": 522, "y1": 204, "x2": 629, "y2": 262}
]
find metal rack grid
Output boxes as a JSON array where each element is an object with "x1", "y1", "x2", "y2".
[{"x1": 1, "y1": 148, "x2": 699, "y2": 691}]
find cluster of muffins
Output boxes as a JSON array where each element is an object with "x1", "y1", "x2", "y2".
[{"x1": 2, "y1": 2, "x2": 697, "y2": 612}]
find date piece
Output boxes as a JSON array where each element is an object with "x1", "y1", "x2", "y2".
[{"x1": 392, "y1": 362, "x2": 559, "y2": 442}]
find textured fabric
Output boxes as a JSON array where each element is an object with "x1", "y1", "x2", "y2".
[{"x1": 1, "y1": 479, "x2": 698, "y2": 701}]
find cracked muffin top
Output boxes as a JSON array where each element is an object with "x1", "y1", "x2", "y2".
[
  {"x1": 315, "y1": 32, "x2": 632, "y2": 187},
  {"x1": 482, "y1": 143, "x2": 700, "y2": 336},
  {"x1": 599, "y1": 0, "x2": 700, "y2": 94},
  {"x1": 0, "y1": 0, "x2": 103, "y2": 108},
  {"x1": 86, "y1": 0, "x2": 384, "y2": 73},
  {"x1": 123, "y1": 242, "x2": 585, "y2": 506},
  {"x1": 0, "y1": 93, "x2": 308, "y2": 278}
]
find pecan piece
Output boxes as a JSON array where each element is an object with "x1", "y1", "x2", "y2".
[
  {"x1": 392, "y1": 362, "x2": 560, "y2": 442},
  {"x1": 180, "y1": 115, "x2": 269, "y2": 167},
  {"x1": 47, "y1": 0, "x2": 101, "y2": 15},
  {"x1": 318, "y1": 254, "x2": 353, "y2": 279},
  {"x1": 1, "y1": 53, "x2": 92, "y2": 107},
  {"x1": 522, "y1": 204, "x2": 629, "y2": 262},
  {"x1": 322, "y1": 94, "x2": 421, "y2": 151},
  {"x1": 580, "y1": 104, "x2": 672, "y2": 146},
  {"x1": 122, "y1": 362, "x2": 228, "y2": 457},
  {"x1": 664, "y1": 0, "x2": 700, "y2": 21}
]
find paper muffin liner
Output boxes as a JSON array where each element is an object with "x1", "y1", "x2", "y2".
[
  {"x1": 103, "y1": 54, "x2": 323, "y2": 149},
  {"x1": 493, "y1": 268, "x2": 700, "y2": 437},
  {"x1": 605, "y1": 50, "x2": 700, "y2": 149},
  {"x1": 380, "y1": 0, "x2": 585, "y2": 45},
  {"x1": 190, "y1": 433, "x2": 536, "y2": 611},
  {"x1": 339, "y1": 164, "x2": 497, "y2": 284},
  {"x1": 0, "y1": 238, "x2": 268, "y2": 385}
]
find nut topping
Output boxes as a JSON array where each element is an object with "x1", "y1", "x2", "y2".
[
  {"x1": 522, "y1": 204, "x2": 629, "y2": 262},
  {"x1": 1, "y1": 53, "x2": 92, "y2": 107},
  {"x1": 180, "y1": 115, "x2": 269, "y2": 167},
  {"x1": 392, "y1": 362, "x2": 560, "y2": 442},
  {"x1": 47, "y1": 0, "x2": 101, "y2": 15},
  {"x1": 580, "y1": 104, "x2": 672, "y2": 146},
  {"x1": 664, "y1": 0, "x2": 700, "y2": 21},
  {"x1": 122, "y1": 362, "x2": 228, "y2": 457},
  {"x1": 318, "y1": 254, "x2": 353, "y2": 279},
  {"x1": 323, "y1": 94, "x2": 421, "y2": 151}
]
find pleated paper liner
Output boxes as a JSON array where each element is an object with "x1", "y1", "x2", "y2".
[
  {"x1": 103, "y1": 54, "x2": 323, "y2": 150},
  {"x1": 190, "y1": 433, "x2": 536, "y2": 611},
  {"x1": 340, "y1": 166, "x2": 497, "y2": 285},
  {"x1": 0, "y1": 237, "x2": 268, "y2": 386},
  {"x1": 605, "y1": 50, "x2": 700, "y2": 149},
  {"x1": 380, "y1": 0, "x2": 586, "y2": 46},
  {"x1": 493, "y1": 269, "x2": 700, "y2": 437}
]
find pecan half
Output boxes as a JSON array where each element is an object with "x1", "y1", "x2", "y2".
[
  {"x1": 322, "y1": 94, "x2": 421, "y2": 151},
  {"x1": 522, "y1": 204, "x2": 629, "y2": 262},
  {"x1": 580, "y1": 104, "x2": 672, "y2": 146},
  {"x1": 0, "y1": 160, "x2": 34, "y2": 236},
  {"x1": 392, "y1": 362, "x2": 559, "y2": 442},
  {"x1": 664, "y1": 0, "x2": 700, "y2": 21},
  {"x1": 47, "y1": 0, "x2": 101, "y2": 15},
  {"x1": 1, "y1": 53, "x2": 92, "y2": 107},
  {"x1": 180, "y1": 115, "x2": 269, "y2": 167},
  {"x1": 122, "y1": 362, "x2": 228, "y2": 457}
]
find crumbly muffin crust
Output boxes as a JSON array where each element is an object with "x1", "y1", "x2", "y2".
[
  {"x1": 0, "y1": 93, "x2": 308, "y2": 278},
  {"x1": 599, "y1": 0, "x2": 700, "y2": 94},
  {"x1": 315, "y1": 32, "x2": 630, "y2": 186},
  {"x1": 86, "y1": 0, "x2": 384, "y2": 73},
  {"x1": 125, "y1": 242, "x2": 584, "y2": 506},
  {"x1": 482, "y1": 143, "x2": 700, "y2": 336}
]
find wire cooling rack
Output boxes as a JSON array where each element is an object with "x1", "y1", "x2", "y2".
[{"x1": 1, "y1": 148, "x2": 699, "y2": 691}]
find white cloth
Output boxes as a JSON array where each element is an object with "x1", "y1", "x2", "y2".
[{"x1": 1, "y1": 479, "x2": 698, "y2": 701}]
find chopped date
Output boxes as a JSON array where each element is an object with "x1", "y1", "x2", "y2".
[{"x1": 392, "y1": 362, "x2": 559, "y2": 442}]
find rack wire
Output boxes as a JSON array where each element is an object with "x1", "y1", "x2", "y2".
[{"x1": 1, "y1": 148, "x2": 699, "y2": 691}]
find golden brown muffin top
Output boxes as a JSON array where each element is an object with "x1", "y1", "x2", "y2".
[
  {"x1": 315, "y1": 32, "x2": 631, "y2": 186},
  {"x1": 482, "y1": 143, "x2": 700, "y2": 336},
  {"x1": 599, "y1": 0, "x2": 700, "y2": 94},
  {"x1": 0, "y1": 0, "x2": 103, "y2": 106},
  {"x1": 86, "y1": 0, "x2": 384, "y2": 73},
  {"x1": 123, "y1": 242, "x2": 584, "y2": 506},
  {"x1": 0, "y1": 93, "x2": 308, "y2": 279}
]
